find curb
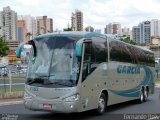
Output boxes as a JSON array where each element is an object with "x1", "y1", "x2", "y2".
[
  {"x1": 155, "y1": 84, "x2": 160, "y2": 88},
  {"x1": 0, "y1": 100, "x2": 23, "y2": 106},
  {"x1": 0, "y1": 92, "x2": 24, "y2": 99}
]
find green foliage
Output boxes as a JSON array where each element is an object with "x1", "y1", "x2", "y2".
[
  {"x1": 0, "y1": 88, "x2": 24, "y2": 93},
  {"x1": 121, "y1": 37, "x2": 138, "y2": 45},
  {"x1": 0, "y1": 36, "x2": 9, "y2": 57},
  {"x1": 63, "y1": 27, "x2": 72, "y2": 31}
]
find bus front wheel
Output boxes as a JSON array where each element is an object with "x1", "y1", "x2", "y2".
[{"x1": 96, "y1": 93, "x2": 107, "y2": 115}]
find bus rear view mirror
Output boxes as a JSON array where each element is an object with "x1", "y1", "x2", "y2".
[
  {"x1": 75, "y1": 42, "x2": 82, "y2": 57},
  {"x1": 16, "y1": 43, "x2": 24, "y2": 58}
]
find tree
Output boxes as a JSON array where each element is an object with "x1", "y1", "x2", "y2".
[
  {"x1": 63, "y1": 23, "x2": 72, "y2": 31},
  {"x1": 0, "y1": 36, "x2": 9, "y2": 57},
  {"x1": 121, "y1": 37, "x2": 138, "y2": 45},
  {"x1": 63, "y1": 27, "x2": 72, "y2": 31}
]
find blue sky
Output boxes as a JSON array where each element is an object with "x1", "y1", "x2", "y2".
[{"x1": 1, "y1": 0, "x2": 160, "y2": 32}]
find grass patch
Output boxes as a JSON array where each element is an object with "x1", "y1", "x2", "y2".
[{"x1": 0, "y1": 88, "x2": 24, "y2": 93}]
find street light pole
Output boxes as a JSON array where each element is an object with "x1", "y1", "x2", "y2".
[
  {"x1": 0, "y1": 66, "x2": 6, "y2": 92},
  {"x1": 158, "y1": 41, "x2": 160, "y2": 78}
]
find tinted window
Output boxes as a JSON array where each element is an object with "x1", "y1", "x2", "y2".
[
  {"x1": 92, "y1": 37, "x2": 108, "y2": 63},
  {"x1": 110, "y1": 41, "x2": 132, "y2": 63},
  {"x1": 109, "y1": 40, "x2": 155, "y2": 67},
  {"x1": 82, "y1": 37, "x2": 108, "y2": 82}
]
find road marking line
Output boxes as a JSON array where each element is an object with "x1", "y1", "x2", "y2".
[
  {"x1": 0, "y1": 83, "x2": 24, "y2": 86},
  {"x1": 0, "y1": 100, "x2": 23, "y2": 106}
]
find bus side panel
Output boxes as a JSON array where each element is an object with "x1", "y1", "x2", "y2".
[
  {"x1": 107, "y1": 62, "x2": 154, "y2": 105},
  {"x1": 80, "y1": 63, "x2": 108, "y2": 112}
]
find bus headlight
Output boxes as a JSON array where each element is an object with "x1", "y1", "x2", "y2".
[
  {"x1": 24, "y1": 92, "x2": 33, "y2": 100},
  {"x1": 63, "y1": 93, "x2": 79, "y2": 102}
]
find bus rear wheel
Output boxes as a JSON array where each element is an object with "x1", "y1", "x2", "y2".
[
  {"x1": 138, "y1": 88, "x2": 145, "y2": 103},
  {"x1": 96, "y1": 93, "x2": 107, "y2": 115},
  {"x1": 144, "y1": 89, "x2": 149, "y2": 102}
]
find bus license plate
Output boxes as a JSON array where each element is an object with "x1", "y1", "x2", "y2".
[{"x1": 43, "y1": 104, "x2": 52, "y2": 109}]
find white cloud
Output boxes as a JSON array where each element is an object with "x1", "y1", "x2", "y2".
[
  {"x1": 81, "y1": 0, "x2": 160, "y2": 30},
  {"x1": 1, "y1": 0, "x2": 160, "y2": 32}
]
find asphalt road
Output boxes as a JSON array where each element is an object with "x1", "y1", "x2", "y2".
[
  {"x1": 0, "y1": 84, "x2": 24, "y2": 90},
  {"x1": 0, "y1": 79, "x2": 25, "y2": 84},
  {"x1": 0, "y1": 86, "x2": 160, "y2": 120}
]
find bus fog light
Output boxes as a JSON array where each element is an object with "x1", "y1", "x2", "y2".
[{"x1": 63, "y1": 93, "x2": 79, "y2": 102}]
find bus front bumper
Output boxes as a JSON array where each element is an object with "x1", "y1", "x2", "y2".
[{"x1": 24, "y1": 93, "x2": 80, "y2": 113}]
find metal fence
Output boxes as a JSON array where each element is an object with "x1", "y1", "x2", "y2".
[{"x1": 0, "y1": 65, "x2": 26, "y2": 93}]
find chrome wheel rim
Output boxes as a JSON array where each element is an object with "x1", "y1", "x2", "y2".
[
  {"x1": 144, "y1": 91, "x2": 148, "y2": 98},
  {"x1": 98, "y1": 97, "x2": 105, "y2": 112},
  {"x1": 140, "y1": 92, "x2": 144, "y2": 102},
  {"x1": 144, "y1": 90, "x2": 148, "y2": 101}
]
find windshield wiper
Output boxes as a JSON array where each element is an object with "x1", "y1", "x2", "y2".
[
  {"x1": 46, "y1": 80, "x2": 76, "y2": 87},
  {"x1": 27, "y1": 78, "x2": 44, "y2": 85}
]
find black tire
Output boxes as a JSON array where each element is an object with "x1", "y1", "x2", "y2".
[
  {"x1": 138, "y1": 89, "x2": 145, "y2": 103},
  {"x1": 144, "y1": 89, "x2": 148, "y2": 102},
  {"x1": 96, "y1": 93, "x2": 107, "y2": 115}
]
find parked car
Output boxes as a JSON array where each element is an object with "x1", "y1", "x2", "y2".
[{"x1": 0, "y1": 68, "x2": 8, "y2": 76}]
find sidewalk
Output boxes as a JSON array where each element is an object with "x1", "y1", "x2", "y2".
[
  {"x1": 156, "y1": 81, "x2": 160, "y2": 85},
  {"x1": 155, "y1": 81, "x2": 160, "y2": 88},
  {"x1": 0, "y1": 98, "x2": 23, "y2": 106}
]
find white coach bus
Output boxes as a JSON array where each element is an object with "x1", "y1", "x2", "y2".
[{"x1": 16, "y1": 32, "x2": 155, "y2": 114}]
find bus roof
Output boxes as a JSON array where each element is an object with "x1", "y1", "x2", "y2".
[
  {"x1": 35, "y1": 32, "x2": 153, "y2": 53},
  {"x1": 35, "y1": 31, "x2": 105, "y2": 39}
]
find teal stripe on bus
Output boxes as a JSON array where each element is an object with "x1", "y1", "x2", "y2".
[{"x1": 109, "y1": 66, "x2": 153, "y2": 97}]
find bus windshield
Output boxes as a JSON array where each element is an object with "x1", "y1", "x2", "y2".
[{"x1": 26, "y1": 36, "x2": 80, "y2": 87}]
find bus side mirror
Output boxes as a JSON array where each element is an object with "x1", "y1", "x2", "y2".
[
  {"x1": 28, "y1": 40, "x2": 37, "y2": 57},
  {"x1": 16, "y1": 43, "x2": 24, "y2": 58},
  {"x1": 75, "y1": 42, "x2": 82, "y2": 57}
]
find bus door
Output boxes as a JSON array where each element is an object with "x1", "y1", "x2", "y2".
[{"x1": 80, "y1": 41, "x2": 97, "y2": 111}]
